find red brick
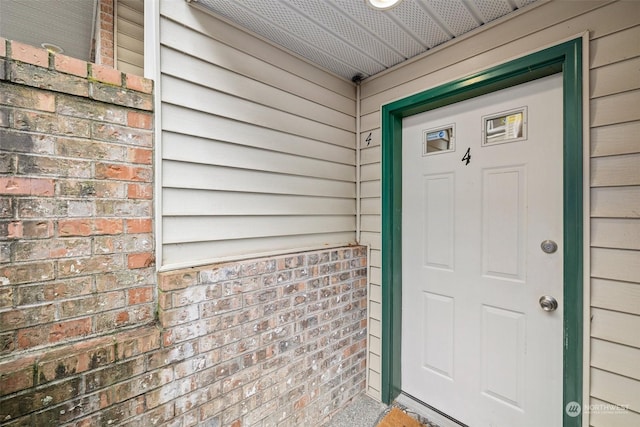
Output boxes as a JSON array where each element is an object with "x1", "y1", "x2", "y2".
[
  {"x1": 128, "y1": 252, "x2": 155, "y2": 269},
  {"x1": 54, "y1": 54, "x2": 88, "y2": 77},
  {"x1": 22, "y1": 220, "x2": 54, "y2": 239},
  {"x1": 48, "y1": 318, "x2": 92, "y2": 344},
  {"x1": 0, "y1": 177, "x2": 54, "y2": 196},
  {"x1": 0, "y1": 356, "x2": 37, "y2": 396},
  {"x1": 90, "y1": 63, "x2": 121, "y2": 85},
  {"x1": 58, "y1": 219, "x2": 92, "y2": 237},
  {"x1": 0, "y1": 262, "x2": 55, "y2": 284},
  {"x1": 126, "y1": 218, "x2": 152, "y2": 234},
  {"x1": 128, "y1": 287, "x2": 153, "y2": 305},
  {"x1": 95, "y1": 163, "x2": 151, "y2": 182},
  {"x1": 128, "y1": 147, "x2": 153, "y2": 165},
  {"x1": 128, "y1": 183, "x2": 152, "y2": 199},
  {"x1": 126, "y1": 74, "x2": 153, "y2": 94},
  {"x1": 127, "y1": 111, "x2": 152, "y2": 129},
  {"x1": 6, "y1": 220, "x2": 22, "y2": 239},
  {"x1": 11, "y1": 40, "x2": 48, "y2": 67},
  {"x1": 94, "y1": 218, "x2": 123, "y2": 235}
]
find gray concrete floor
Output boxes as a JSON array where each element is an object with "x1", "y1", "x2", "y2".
[{"x1": 326, "y1": 393, "x2": 389, "y2": 427}]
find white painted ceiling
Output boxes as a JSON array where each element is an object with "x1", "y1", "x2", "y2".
[
  {"x1": 193, "y1": 0, "x2": 539, "y2": 80},
  {"x1": 0, "y1": 0, "x2": 97, "y2": 61}
]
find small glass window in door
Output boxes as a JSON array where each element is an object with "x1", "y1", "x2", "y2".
[
  {"x1": 423, "y1": 124, "x2": 455, "y2": 156},
  {"x1": 482, "y1": 107, "x2": 527, "y2": 146}
]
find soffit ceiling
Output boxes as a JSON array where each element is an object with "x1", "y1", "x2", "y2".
[
  {"x1": 193, "y1": 0, "x2": 539, "y2": 81},
  {"x1": 0, "y1": 0, "x2": 98, "y2": 61}
]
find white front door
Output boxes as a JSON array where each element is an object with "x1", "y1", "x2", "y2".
[{"x1": 401, "y1": 74, "x2": 564, "y2": 427}]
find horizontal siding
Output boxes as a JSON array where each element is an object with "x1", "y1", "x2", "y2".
[
  {"x1": 591, "y1": 122, "x2": 640, "y2": 157},
  {"x1": 160, "y1": 2, "x2": 357, "y2": 268},
  {"x1": 357, "y1": 0, "x2": 640, "y2": 412},
  {"x1": 590, "y1": 368, "x2": 640, "y2": 413},
  {"x1": 589, "y1": 397, "x2": 640, "y2": 427},
  {"x1": 116, "y1": 0, "x2": 143, "y2": 76},
  {"x1": 163, "y1": 233, "x2": 355, "y2": 268}
]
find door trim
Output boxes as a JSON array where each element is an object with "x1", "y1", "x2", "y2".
[{"x1": 380, "y1": 38, "x2": 583, "y2": 426}]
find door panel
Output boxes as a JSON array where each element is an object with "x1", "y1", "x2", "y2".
[{"x1": 401, "y1": 74, "x2": 563, "y2": 426}]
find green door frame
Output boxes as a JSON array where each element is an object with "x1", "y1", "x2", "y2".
[{"x1": 380, "y1": 38, "x2": 583, "y2": 426}]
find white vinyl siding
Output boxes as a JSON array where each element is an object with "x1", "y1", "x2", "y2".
[
  {"x1": 159, "y1": 0, "x2": 356, "y2": 268},
  {"x1": 359, "y1": 2, "x2": 640, "y2": 423},
  {"x1": 116, "y1": 0, "x2": 144, "y2": 76}
]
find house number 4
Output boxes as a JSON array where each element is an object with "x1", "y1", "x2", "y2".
[{"x1": 461, "y1": 147, "x2": 471, "y2": 165}]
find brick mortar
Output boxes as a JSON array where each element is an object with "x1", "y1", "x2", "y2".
[{"x1": 0, "y1": 36, "x2": 368, "y2": 427}]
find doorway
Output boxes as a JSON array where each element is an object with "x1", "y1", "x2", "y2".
[{"x1": 380, "y1": 38, "x2": 584, "y2": 427}]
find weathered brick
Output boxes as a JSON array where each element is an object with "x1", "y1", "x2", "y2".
[
  {"x1": 0, "y1": 304, "x2": 56, "y2": 333},
  {"x1": 0, "y1": 356, "x2": 37, "y2": 397},
  {"x1": 95, "y1": 199, "x2": 152, "y2": 217},
  {"x1": 95, "y1": 162, "x2": 151, "y2": 181},
  {"x1": 10, "y1": 40, "x2": 48, "y2": 67},
  {"x1": 57, "y1": 218, "x2": 92, "y2": 236},
  {"x1": 16, "y1": 318, "x2": 92, "y2": 349},
  {"x1": 17, "y1": 198, "x2": 67, "y2": 217},
  {"x1": 0, "y1": 82, "x2": 55, "y2": 111},
  {"x1": 126, "y1": 218, "x2": 152, "y2": 233},
  {"x1": 91, "y1": 122, "x2": 153, "y2": 146},
  {"x1": 94, "y1": 218, "x2": 123, "y2": 235},
  {"x1": 66, "y1": 200, "x2": 94, "y2": 217},
  {"x1": 125, "y1": 73, "x2": 153, "y2": 95},
  {"x1": 90, "y1": 63, "x2": 122, "y2": 85},
  {"x1": 21, "y1": 220, "x2": 54, "y2": 239},
  {"x1": 127, "y1": 110, "x2": 153, "y2": 129},
  {"x1": 14, "y1": 237, "x2": 92, "y2": 261},
  {"x1": 54, "y1": 54, "x2": 88, "y2": 78},
  {"x1": 85, "y1": 357, "x2": 146, "y2": 392},
  {"x1": 90, "y1": 82, "x2": 153, "y2": 110},
  {"x1": 94, "y1": 303, "x2": 154, "y2": 333},
  {"x1": 55, "y1": 136, "x2": 125, "y2": 161},
  {"x1": 115, "y1": 326, "x2": 161, "y2": 360},
  {"x1": 0, "y1": 176, "x2": 55, "y2": 196},
  {"x1": 127, "y1": 182, "x2": 152, "y2": 199},
  {"x1": 0, "y1": 152, "x2": 15, "y2": 173},
  {"x1": 13, "y1": 110, "x2": 91, "y2": 138},
  {"x1": 96, "y1": 268, "x2": 155, "y2": 292},
  {"x1": 0, "y1": 128, "x2": 55, "y2": 154},
  {"x1": 10, "y1": 61, "x2": 89, "y2": 97},
  {"x1": 57, "y1": 254, "x2": 124, "y2": 278},
  {"x1": 16, "y1": 277, "x2": 93, "y2": 305},
  {"x1": 17, "y1": 154, "x2": 91, "y2": 178},
  {"x1": 0, "y1": 220, "x2": 22, "y2": 239},
  {"x1": 0, "y1": 332, "x2": 13, "y2": 355},
  {"x1": 0, "y1": 197, "x2": 12, "y2": 218},
  {"x1": 127, "y1": 147, "x2": 153, "y2": 164},
  {"x1": 0, "y1": 261, "x2": 55, "y2": 284},
  {"x1": 60, "y1": 292, "x2": 125, "y2": 319},
  {"x1": 0, "y1": 37, "x2": 6, "y2": 58},
  {"x1": 128, "y1": 286, "x2": 153, "y2": 305},
  {"x1": 57, "y1": 179, "x2": 124, "y2": 199}
]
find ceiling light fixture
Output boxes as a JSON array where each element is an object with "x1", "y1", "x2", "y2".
[
  {"x1": 41, "y1": 43, "x2": 64, "y2": 54},
  {"x1": 366, "y1": 0, "x2": 403, "y2": 10}
]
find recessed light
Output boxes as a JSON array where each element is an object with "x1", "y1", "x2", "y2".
[
  {"x1": 366, "y1": 0, "x2": 402, "y2": 10},
  {"x1": 41, "y1": 43, "x2": 64, "y2": 54}
]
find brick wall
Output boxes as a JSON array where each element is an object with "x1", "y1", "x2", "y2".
[
  {"x1": 0, "y1": 38, "x2": 368, "y2": 426},
  {"x1": 155, "y1": 248, "x2": 368, "y2": 426},
  {"x1": 95, "y1": 0, "x2": 115, "y2": 67},
  {"x1": 0, "y1": 38, "x2": 156, "y2": 425}
]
